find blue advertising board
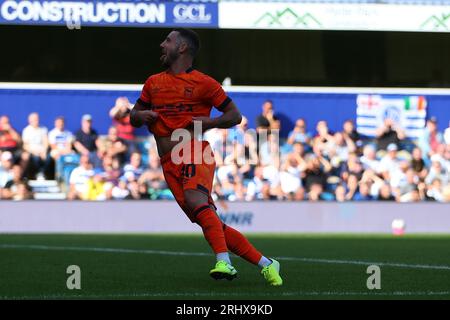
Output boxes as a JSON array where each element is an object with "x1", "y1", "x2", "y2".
[{"x1": 0, "y1": 0, "x2": 218, "y2": 28}]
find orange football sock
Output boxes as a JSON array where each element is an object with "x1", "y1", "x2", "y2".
[
  {"x1": 194, "y1": 205, "x2": 228, "y2": 254},
  {"x1": 223, "y1": 224, "x2": 262, "y2": 265}
]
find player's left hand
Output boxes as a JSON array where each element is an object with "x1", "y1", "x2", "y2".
[{"x1": 192, "y1": 116, "x2": 217, "y2": 131}]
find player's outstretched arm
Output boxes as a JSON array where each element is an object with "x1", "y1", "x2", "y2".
[
  {"x1": 130, "y1": 100, "x2": 158, "y2": 128},
  {"x1": 193, "y1": 101, "x2": 242, "y2": 130}
]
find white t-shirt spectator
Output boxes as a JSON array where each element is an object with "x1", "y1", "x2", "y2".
[
  {"x1": 245, "y1": 177, "x2": 264, "y2": 201},
  {"x1": 360, "y1": 156, "x2": 381, "y2": 173},
  {"x1": 379, "y1": 155, "x2": 400, "y2": 176},
  {"x1": 69, "y1": 166, "x2": 94, "y2": 194},
  {"x1": 48, "y1": 128, "x2": 73, "y2": 150},
  {"x1": 22, "y1": 125, "x2": 48, "y2": 155},
  {"x1": 280, "y1": 166, "x2": 302, "y2": 194}
]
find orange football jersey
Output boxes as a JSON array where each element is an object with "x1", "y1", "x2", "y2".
[{"x1": 138, "y1": 68, "x2": 231, "y2": 137}]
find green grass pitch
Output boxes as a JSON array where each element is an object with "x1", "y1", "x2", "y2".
[{"x1": 1, "y1": 234, "x2": 450, "y2": 300}]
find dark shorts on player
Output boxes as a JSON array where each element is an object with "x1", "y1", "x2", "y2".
[{"x1": 160, "y1": 139, "x2": 216, "y2": 222}]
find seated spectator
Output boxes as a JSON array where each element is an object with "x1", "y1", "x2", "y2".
[
  {"x1": 353, "y1": 182, "x2": 374, "y2": 201},
  {"x1": 417, "y1": 117, "x2": 444, "y2": 158},
  {"x1": 112, "y1": 179, "x2": 130, "y2": 200},
  {"x1": 0, "y1": 151, "x2": 14, "y2": 194},
  {"x1": 279, "y1": 154, "x2": 304, "y2": 200},
  {"x1": 342, "y1": 119, "x2": 362, "y2": 147},
  {"x1": 340, "y1": 152, "x2": 364, "y2": 181},
  {"x1": 335, "y1": 184, "x2": 346, "y2": 202},
  {"x1": 217, "y1": 157, "x2": 244, "y2": 199},
  {"x1": 256, "y1": 100, "x2": 280, "y2": 133},
  {"x1": 360, "y1": 144, "x2": 380, "y2": 173},
  {"x1": 313, "y1": 121, "x2": 334, "y2": 155},
  {"x1": 287, "y1": 118, "x2": 311, "y2": 146},
  {"x1": 307, "y1": 182, "x2": 325, "y2": 201},
  {"x1": 375, "y1": 118, "x2": 405, "y2": 151},
  {"x1": 359, "y1": 169, "x2": 385, "y2": 199},
  {"x1": 139, "y1": 156, "x2": 167, "y2": 199},
  {"x1": 343, "y1": 174, "x2": 359, "y2": 200},
  {"x1": 410, "y1": 147, "x2": 428, "y2": 179},
  {"x1": 302, "y1": 154, "x2": 332, "y2": 193},
  {"x1": 260, "y1": 180, "x2": 278, "y2": 201},
  {"x1": 379, "y1": 143, "x2": 401, "y2": 181},
  {"x1": 390, "y1": 160, "x2": 410, "y2": 187},
  {"x1": 425, "y1": 155, "x2": 448, "y2": 186},
  {"x1": 245, "y1": 166, "x2": 266, "y2": 201},
  {"x1": 74, "y1": 114, "x2": 102, "y2": 166},
  {"x1": 68, "y1": 155, "x2": 94, "y2": 200},
  {"x1": 84, "y1": 173, "x2": 108, "y2": 201},
  {"x1": 48, "y1": 116, "x2": 75, "y2": 180},
  {"x1": 444, "y1": 121, "x2": 450, "y2": 145},
  {"x1": 98, "y1": 126, "x2": 128, "y2": 165},
  {"x1": 324, "y1": 132, "x2": 356, "y2": 161},
  {"x1": 426, "y1": 178, "x2": 445, "y2": 202},
  {"x1": 397, "y1": 168, "x2": 419, "y2": 198},
  {"x1": 21, "y1": 112, "x2": 52, "y2": 179},
  {"x1": 377, "y1": 183, "x2": 396, "y2": 201},
  {"x1": 109, "y1": 97, "x2": 136, "y2": 153},
  {"x1": 1, "y1": 165, "x2": 30, "y2": 200},
  {"x1": 0, "y1": 115, "x2": 21, "y2": 159},
  {"x1": 122, "y1": 152, "x2": 144, "y2": 180},
  {"x1": 259, "y1": 132, "x2": 280, "y2": 168},
  {"x1": 228, "y1": 115, "x2": 248, "y2": 146},
  {"x1": 98, "y1": 155, "x2": 121, "y2": 198}
]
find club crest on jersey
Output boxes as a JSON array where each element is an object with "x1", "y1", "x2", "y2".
[{"x1": 184, "y1": 87, "x2": 194, "y2": 98}]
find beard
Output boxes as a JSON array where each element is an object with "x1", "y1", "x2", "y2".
[{"x1": 161, "y1": 49, "x2": 179, "y2": 68}]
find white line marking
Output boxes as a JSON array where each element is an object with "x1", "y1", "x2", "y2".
[
  {"x1": 1, "y1": 244, "x2": 450, "y2": 271},
  {"x1": 2, "y1": 291, "x2": 450, "y2": 300}
]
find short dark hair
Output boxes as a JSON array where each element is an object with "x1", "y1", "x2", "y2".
[{"x1": 173, "y1": 28, "x2": 200, "y2": 57}]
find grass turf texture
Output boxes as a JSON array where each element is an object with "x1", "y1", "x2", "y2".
[{"x1": 0, "y1": 234, "x2": 450, "y2": 300}]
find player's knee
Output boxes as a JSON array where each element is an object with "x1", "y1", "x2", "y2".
[{"x1": 184, "y1": 189, "x2": 208, "y2": 213}]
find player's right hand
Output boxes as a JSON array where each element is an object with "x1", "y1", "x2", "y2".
[{"x1": 137, "y1": 110, "x2": 158, "y2": 124}]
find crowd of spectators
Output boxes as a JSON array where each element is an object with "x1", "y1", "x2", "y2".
[{"x1": 1, "y1": 98, "x2": 449, "y2": 202}]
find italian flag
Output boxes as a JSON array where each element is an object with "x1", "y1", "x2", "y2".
[{"x1": 404, "y1": 96, "x2": 427, "y2": 110}]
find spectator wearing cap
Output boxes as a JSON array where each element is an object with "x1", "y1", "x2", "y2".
[
  {"x1": 74, "y1": 114, "x2": 102, "y2": 166},
  {"x1": 21, "y1": 112, "x2": 52, "y2": 179},
  {"x1": 379, "y1": 143, "x2": 401, "y2": 181},
  {"x1": 375, "y1": 118, "x2": 406, "y2": 151},
  {"x1": 109, "y1": 97, "x2": 136, "y2": 153},
  {"x1": 418, "y1": 117, "x2": 444, "y2": 158}
]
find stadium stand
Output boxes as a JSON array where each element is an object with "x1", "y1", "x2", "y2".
[{"x1": 1, "y1": 97, "x2": 449, "y2": 202}]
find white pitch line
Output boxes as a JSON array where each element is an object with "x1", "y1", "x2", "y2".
[
  {"x1": 1, "y1": 244, "x2": 450, "y2": 271},
  {"x1": 2, "y1": 291, "x2": 450, "y2": 300}
]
